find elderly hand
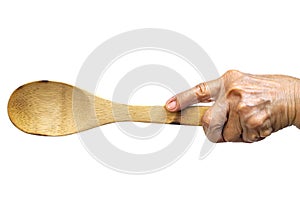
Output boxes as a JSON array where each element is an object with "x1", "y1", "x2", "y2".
[{"x1": 165, "y1": 70, "x2": 300, "y2": 143}]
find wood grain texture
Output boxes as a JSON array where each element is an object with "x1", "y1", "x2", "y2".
[{"x1": 8, "y1": 81, "x2": 210, "y2": 136}]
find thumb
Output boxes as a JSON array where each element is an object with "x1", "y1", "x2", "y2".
[{"x1": 165, "y1": 79, "x2": 221, "y2": 112}]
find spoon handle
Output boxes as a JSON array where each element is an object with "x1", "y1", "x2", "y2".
[{"x1": 110, "y1": 104, "x2": 210, "y2": 126}]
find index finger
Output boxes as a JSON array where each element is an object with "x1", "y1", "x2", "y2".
[{"x1": 165, "y1": 78, "x2": 221, "y2": 112}]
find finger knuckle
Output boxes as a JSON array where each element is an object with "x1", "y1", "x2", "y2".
[
  {"x1": 223, "y1": 70, "x2": 243, "y2": 78},
  {"x1": 242, "y1": 132, "x2": 259, "y2": 143},
  {"x1": 201, "y1": 114, "x2": 211, "y2": 128},
  {"x1": 260, "y1": 127, "x2": 273, "y2": 137},
  {"x1": 195, "y1": 82, "x2": 211, "y2": 101},
  {"x1": 246, "y1": 117, "x2": 264, "y2": 129},
  {"x1": 201, "y1": 108, "x2": 212, "y2": 123},
  {"x1": 196, "y1": 82, "x2": 208, "y2": 94},
  {"x1": 226, "y1": 87, "x2": 242, "y2": 98},
  {"x1": 237, "y1": 102, "x2": 248, "y2": 112},
  {"x1": 245, "y1": 110, "x2": 269, "y2": 129}
]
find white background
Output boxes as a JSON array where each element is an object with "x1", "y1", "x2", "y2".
[{"x1": 1, "y1": 0, "x2": 300, "y2": 199}]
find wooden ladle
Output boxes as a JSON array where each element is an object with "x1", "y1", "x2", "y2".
[{"x1": 8, "y1": 81, "x2": 210, "y2": 136}]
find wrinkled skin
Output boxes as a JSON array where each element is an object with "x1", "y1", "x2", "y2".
[{"x1": 165, "y1": 70, "x2": 300, "y2": 143}]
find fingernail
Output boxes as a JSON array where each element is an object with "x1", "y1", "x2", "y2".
[{"x1": 167, "y1": 100, "x2": 177, "y2": 110}]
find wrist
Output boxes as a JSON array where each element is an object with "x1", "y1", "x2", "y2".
[
  {"x1": 270, "y1": 75, "x2": 299, "y2": 131},
  {"x1": 293, "y1": 78, "x2": 300, "y2": 128}
]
